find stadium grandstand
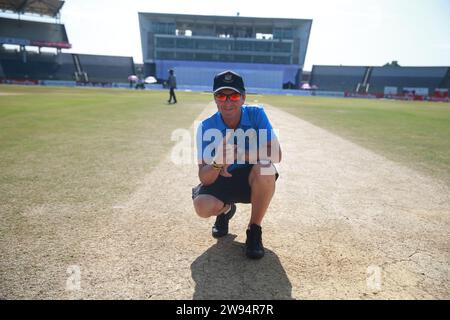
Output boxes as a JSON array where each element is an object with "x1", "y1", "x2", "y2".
[
  {"x1": 138, "y1": 12, "x2": 313, "y2": 91},
  {"x1": 309, "y1": 66, "x2": 367, "y2": 93},
  {"x1": 368, "y1": 66, "x2": 449, "y2": 95},
  {"x1": 0, "y1": 2, "x2": 448, "y2": 100},
  {"x1": 75, "y1": 54, "x2": 135, "y2": 83},
  {"x1": 310, "y1": 64, "x2": 450, "y2": 98},
  {"x1": 0, "y1": 16, "x2": 71, "y2": 49},
  {"x1": 0, "y1": 0, "x2": 135, "y2": 86}
]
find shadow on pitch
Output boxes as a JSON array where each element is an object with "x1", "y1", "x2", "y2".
[{"x1": 191, "y1": 235, "x2": 293, "y2": 300}]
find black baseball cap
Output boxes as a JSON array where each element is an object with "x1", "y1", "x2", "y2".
[{"x1": 213, "y1": 70, "x2": 245, "y2": 94}]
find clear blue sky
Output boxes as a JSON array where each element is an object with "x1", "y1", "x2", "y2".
[{"x1": 5, "y1": 0, "x2": 450, "y2": 70}]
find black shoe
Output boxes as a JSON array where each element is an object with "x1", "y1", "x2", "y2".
[
  {"x1": 212, "y1": 204, "x2": 236, "y2": 238},
  {"x1": 245, "y1": 224, "x2": 265, "y2": 259}
]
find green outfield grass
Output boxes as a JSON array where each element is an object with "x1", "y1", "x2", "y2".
[
  {"x1": 260, "y1": 95, "x2": 450, "y2": 185},
  {"x1": 0, "y1": 85, "x2": 210, "y2": 219}
]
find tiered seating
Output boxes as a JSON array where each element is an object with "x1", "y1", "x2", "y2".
[
  {"x1": 0, "y1": 50, "x2": 75, "y2": 80},
  {"x1": 53, "y1": 53, "x2": 77, "y2": 79},
  {"x1": 310, "y1": 66, "x2": 367, "y2": 92},
  {"x1": 369, "y1": 67, "x2": 448, "y2": 93},
  {"x1": 0, "y1": 49, "x2": 135, "y2": 83},
  {"x1": 77, "y1": 54, "x2": 135, "y2": 83}
]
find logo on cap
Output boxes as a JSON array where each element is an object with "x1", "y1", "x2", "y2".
[{"x1": 224, "y1": 73, "x2": 233, "y2": 83}]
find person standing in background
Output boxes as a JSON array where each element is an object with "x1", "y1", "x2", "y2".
[{"x1": 167, "y1": 69, "x2": 177, "y2": 104}]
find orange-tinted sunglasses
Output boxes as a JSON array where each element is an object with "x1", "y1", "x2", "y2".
[{"x1": 214, "y1": 92, "x2": 242, "y2": 102}]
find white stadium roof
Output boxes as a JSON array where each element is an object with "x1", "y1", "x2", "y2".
[{"x1": 0, "y1": 0, "x2": 65, "y2": 17}]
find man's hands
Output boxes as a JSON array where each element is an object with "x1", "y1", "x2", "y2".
[
  {"x1": 211, "y1": 132, "x2": 282, "y2": 177},
  {"x1": 219, "y1": 164, "x2": 232, "y2": 177},
  {"x1": 214, "y1": 132, "x2": 236, "y2": 177}
]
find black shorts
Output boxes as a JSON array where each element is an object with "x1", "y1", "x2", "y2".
[{"x1": 192, "y1": 165, "x2": 279, "y2": 205}]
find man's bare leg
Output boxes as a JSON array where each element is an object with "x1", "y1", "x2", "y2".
[
  {"x1": 194, "y1": 194, "x2": 235, "y2": 238},
  {"x1": 245, "y1": 163, "x2": 275, "y2": 259},
  {"x1": 248, "y1": 164, "x2": 276, "y2": 226},
  {"x1": 193, "y1": 195, "x2": 230, "y2": 218}
]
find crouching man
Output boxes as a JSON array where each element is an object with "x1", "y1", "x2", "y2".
[{"x1": 192, "y1": 70, "x2": 282, "y2": 259}]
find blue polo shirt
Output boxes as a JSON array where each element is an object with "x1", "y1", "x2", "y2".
[{"x1": 196, "y1": 105, "x2": 276, "y2": 172}]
